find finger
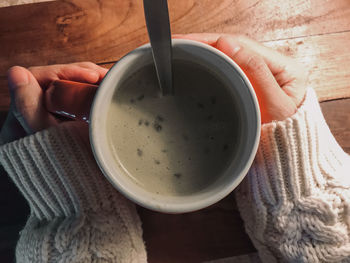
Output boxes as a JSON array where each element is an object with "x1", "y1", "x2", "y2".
[
  {"x1": 72, "y1": 62, "x2": 109, "y2": 81},
  {"x1": 216, "y1": 36, "x2": 296, "y2": 122},
  {"x1": 174, "y1": 33, "x2": 289, "y2": 77},
  {"x1": 173, "y1": 33, "x2": 222, "y2": 46},
  {"x1": 29, "y1": 63, "x2": 107, "y2": 87},
  {"x1": 7, "y1": 66, "x2": 58, "y2": 132},
  {"x1": 231, "y1": 36, "x2": 291, "y2": 76}
]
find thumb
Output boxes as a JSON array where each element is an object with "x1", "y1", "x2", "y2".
[{"x1": 7, "y1": 66, "x2": 57, "y2": 133}]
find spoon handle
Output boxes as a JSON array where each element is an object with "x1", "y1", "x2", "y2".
[{"x1": 143, "y1": 0, "x2": 173, "y2": 96}]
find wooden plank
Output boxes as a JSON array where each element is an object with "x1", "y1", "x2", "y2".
[
  {"x1": 264, "y1": 31, "x2": 350, "y2": 102},
  {"x1": 1, "y1": 0, "x2": 350, "y2": 75},
  {"x1": 98, "y1": 62, "x2": 115, "y2": 70},
  {"x1": 138, "y1": 194, "x2": 256, "y2": 263},
  {"x1": 0, "y1": 77, "x2": 9, "y2": 111},
  {"x1": 321, "y1": 98, "x2": 350, "y2": 154},
  {"x1": 0, "y1": 0, "x2": 55, "y2": 8},
  {"x1": 2, "y1": 28, "x2": 350, "y2": 111}
]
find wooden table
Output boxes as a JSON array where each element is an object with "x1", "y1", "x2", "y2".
[{"x1": 1, "y1": 1, "x2": 350, "y2": 262}]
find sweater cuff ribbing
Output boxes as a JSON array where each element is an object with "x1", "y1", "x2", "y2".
[
  {"x1": 0, "y1": 122, "x2": 136, "y2": 221},
  {"x1": 248, "y1": 88, "x2": 350, "y2": 202}
]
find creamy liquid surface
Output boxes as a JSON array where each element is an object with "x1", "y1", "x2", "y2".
[{"x1": 107, "y1": 61, "x2": 240, "y2": 195}]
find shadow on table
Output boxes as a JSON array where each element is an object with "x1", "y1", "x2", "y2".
[{"x1": 1, "y1": 109, "x2": 30, "y2": 263}]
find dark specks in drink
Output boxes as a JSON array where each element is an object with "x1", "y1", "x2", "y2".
[
  {"x1": 130, "y1": 98, "x2": 135, "y2": 103},
  {"x1": 174, "y1": 173, "x2": 182, "y2": 178},
  {"x1": 144, "y1": 120, "x2": 150, "y2": 126},
  {"x1": 197, "y1": 102, "x2": 204, "y2": 109},
  {"x1": 154, "y1": 159, "x2": 160, "y2": 165},
  {"x1": 223, "y1": 144, "x2": 229, "y2": 152},
  {"x1": 156, "y1": 115, "x2": 164, "y2": 122},
  {"x1": 137, "y1": 94, "x2": 145, "y2": 101},
  {"x1": 209, "y1": 136, "x2": 214, "y2": 140},
  {"x1": 138, "y1": 119, "x2": 143, "y2": 126},
  {"x1": 204, "y1": 147, "x2": 211, "y2": 154},
  {"x1": 162, "y1": 149, "x2": 167, "y2": 153},
  {"x1": 137, "y1": 148, "x2": 143, "y2": 157},
  {"x1": 153, "y1": 122, "x2": 162, "y2": 132}
]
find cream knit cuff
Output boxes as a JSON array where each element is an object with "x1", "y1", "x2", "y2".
[
  {"x1": 0, "y1": 122, "x2": 138, "y2": 221},
  {"x1": 236, "y1": 88, "x2": 350, "y2": 262}
]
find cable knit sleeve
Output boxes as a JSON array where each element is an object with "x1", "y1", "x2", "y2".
[
  {"x1": 0, "y1": 122, "x2": 147, "y2": 263},
  {"x1": 235, "y1": 88, "x2": 350, "y2": 262}
]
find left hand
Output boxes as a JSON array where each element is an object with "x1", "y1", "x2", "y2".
[
  {"x1": 174, "y1": 33, "x2": 308, "y2": 124},
  {"x1": 0, "y1": 62, "x2": 107, "y2": 145}
]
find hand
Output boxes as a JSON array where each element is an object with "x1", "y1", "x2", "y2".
[
  {"x1": 0, "y1": 62, "x2": 108, "y2": 145},
  {"x1": 174, "y1": 33, "x2": 308, "y2": 124}
]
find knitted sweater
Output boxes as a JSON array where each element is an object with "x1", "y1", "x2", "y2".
[{"x1": 0, "y1": 88, "x2": 349, "y2": 262}]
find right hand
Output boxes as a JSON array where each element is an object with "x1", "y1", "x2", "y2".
[
  {"x1": 174, "y1": 33, "x2": 308, "y2": 124},
  {"x1": 0, "y1": 62, "x2": 107, "y2": 145}
]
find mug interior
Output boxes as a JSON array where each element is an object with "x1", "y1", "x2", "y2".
[{"x1": 90, "y1": 39, "x2": 260, "y2": 213}]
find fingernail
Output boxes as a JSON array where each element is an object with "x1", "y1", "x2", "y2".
[
  {"x1": 172, "y1": 34, "x2": 183, "y2": 38},
  {"x1": 232, "y1": 46, "x2": 241, "y2": 54},
  {"x1": 89, "y1": 70, "x2": 100, "y2": 79},
  {"x1": 217, "y1": 37, "x2": 242, "y2": 57},
  {"x1": 228, "y1": 39, "x2": 242, "y2": 55}
]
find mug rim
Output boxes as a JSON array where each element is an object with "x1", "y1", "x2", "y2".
[{"x1": 89, "y1": 39, "x2": 261, "y2": 213}]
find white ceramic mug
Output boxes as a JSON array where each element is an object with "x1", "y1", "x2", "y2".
[
  {"x1": 89, "y1": 39, "x2": 260, "y2": 213},
  {"x1": 46, "y1": 39, "x2": 261, "y2": 213}
]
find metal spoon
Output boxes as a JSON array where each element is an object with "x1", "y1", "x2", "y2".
[{"x1": 143, "y1": 0, "x2": 173, "y2": 96}]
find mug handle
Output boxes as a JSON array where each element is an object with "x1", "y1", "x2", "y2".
[{"x1": 45, "y1": 79, "x2": 98, "y2": 122}]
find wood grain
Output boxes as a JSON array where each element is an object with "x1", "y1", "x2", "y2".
[
  {"x1": 2, "y1": 31, "x2": 350, "y2": 111},
  {"x1": 1, "y1": 0, "x2": 350, "y2": 73},
  {"x1": 138, "y1": 195, "x2": 255, "y2": 263},
  {"x1": 264, "y1": 31, "x2": 350, "y2": 102},
  {"x1": 321, "y1": 99, "x2": 350, "y2": 154},
  {"x1": 0, "y1": 77, "x2": 9, "y2": 111}
]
